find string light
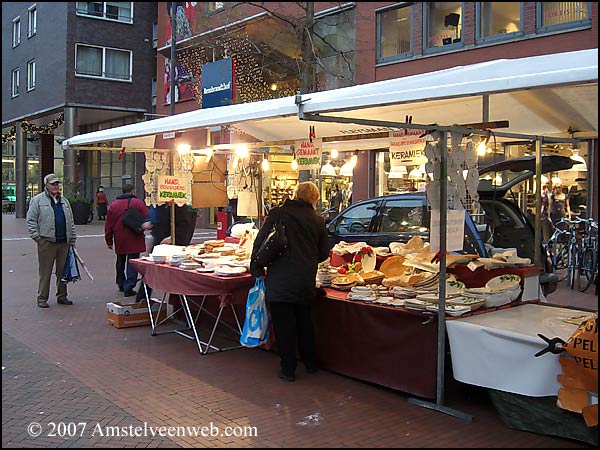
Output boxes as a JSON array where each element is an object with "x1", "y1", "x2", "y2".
[
  {"x1": 3, "y1": 113, "x2": 65, "y2": 143},
  {"x1": 175, "y1": 31, "x2": 299, "y2": 107}
]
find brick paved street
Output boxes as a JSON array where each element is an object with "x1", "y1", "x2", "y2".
[{"x1": 2, "y1": 214, "x2": 596, "y2": 448}]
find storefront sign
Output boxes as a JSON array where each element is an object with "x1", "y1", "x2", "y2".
[
  {"x1": 202, "y1": 58, "x2": 235, "y2": 109},
  {"x1": 429, "y1": 209, "x2": 465, "y2": 253},
  {"x1": 157, "y1": 175, "x2": 190, "y2": 206},
  {"x1": 294, "y1": 139, "x2": 322, "y2": 170},
  {"x1": 389, "y1": 130, "x2": 428, "y2": 166}
]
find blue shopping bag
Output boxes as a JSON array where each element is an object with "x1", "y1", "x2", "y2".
[
  {"x1": 240, "y1": 278, "x2": 270, "y2": 348},
  {"x1": 61, "y1": 246, "x2": 81, "y2": 283}
]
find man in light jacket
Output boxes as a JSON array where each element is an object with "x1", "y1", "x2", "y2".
[{"x1": 26, "y1": 173, "x2": 77, "y2": 308}]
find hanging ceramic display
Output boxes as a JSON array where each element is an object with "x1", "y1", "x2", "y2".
[{"x1": 464, "y1": 139, "x2": 477, "y2": 167}]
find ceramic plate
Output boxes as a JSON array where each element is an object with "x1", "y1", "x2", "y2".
[
  {"x1": 426, "y1": 304, "x2": 471, "y2": 316},
  {"x1": 214, "y1": 266, "x2": 247, "y2": 276},
  {"x1": 196, "y1": 267, "x2": 214, "y2": 273},
  {"x1": 446, "y1": 280, "x2": 466, "y2": 295},
  {"x1": 485, "y1": 274, "x2": 521, "y2": 292}
]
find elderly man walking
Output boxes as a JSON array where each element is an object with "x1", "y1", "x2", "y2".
[{"x1": 26, "y1": 173, "x2": 77, "y2": 308}]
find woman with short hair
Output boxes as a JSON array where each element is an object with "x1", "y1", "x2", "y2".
[{"x1": 251, "y1": 182, "x2": 330, "y2": 382}]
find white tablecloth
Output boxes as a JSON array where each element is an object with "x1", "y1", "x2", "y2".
[{"x1": 446, "y1": 304, "x2": 583, "y2": 397}]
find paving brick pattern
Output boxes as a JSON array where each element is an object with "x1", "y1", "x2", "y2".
[
  {"x1": 2, "y1": 333, "x2": 179, "y2": 448},
  {"x1": 2, "y1": 215, "x2": 596, "y2": 448}
]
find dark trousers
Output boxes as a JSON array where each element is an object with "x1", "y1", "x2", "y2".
[
  {"x1": 268, "y1": 302, "x2": 317, "y2": 376},
  {"x1": 115, "y1": 253, "x2": 140, "y2": 292}
]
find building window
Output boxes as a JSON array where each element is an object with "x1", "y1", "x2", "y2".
[
  {"x1": 75, "y1": 44, "x2": 132, "y2": 81},
  {"x1": 538, "y1": 2, "x2": 591, "y2": 30},
  {"x1": 27, "y1": 5, "x2": 37, "y2": 37},
  {"x1": 477, "y1": 2, "x2": 521, "y2": 41},
  {"x1": 11, "y1": 68, "x2": 20, "y2": 97},
  {"x1": 27, "y1": 60, "x2": 36, "y2": 91},
  {"x1": 12, "y1": 17, "x2": 21, "y2": 47},
  {"x1": 314, "y1": 7, "x2": 356, "y2": 90},
  {"x1": 425, "y1": 2, "x2": 463, "y2": 50},
  {"x1": 75, "y1": 2, "x2": 133, "y2": 24},
  {"x1": 377, "y1": 4, "x2": 412, "y2": 62}
]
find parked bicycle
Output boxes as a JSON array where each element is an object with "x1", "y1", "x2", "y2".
[
  {"x1": 576, "y1": 218, "x2": 598, "y2": 293},
  {"x1": 545, "y1": 220, "x2": 570, "y2": 282}
]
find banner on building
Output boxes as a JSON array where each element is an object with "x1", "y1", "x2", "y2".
[
  {"x1": 202, "y1": 58, "x2": 235, "y2": 109},
  {"x1": 389, "y1": 130, "x2": 428, "y2": 166},
  {"x1": 294, "y1": 139, "x2": 322, "y2": 170}
]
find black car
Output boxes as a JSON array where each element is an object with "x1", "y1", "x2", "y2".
[{"x1": 326, "y1": 155, "x2": 577, "y2": 295}]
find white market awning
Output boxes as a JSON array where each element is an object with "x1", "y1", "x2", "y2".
[{"x1": 62, "y1": 48, "x2": 598, "y2": 149}]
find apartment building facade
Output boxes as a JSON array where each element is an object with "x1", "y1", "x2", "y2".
[
  {"x1": 2, "y1": 2, "x2": 157, "y2": 217},
  {"x1": 151, "y1": 2, "x2": 597, "y2": 224}
]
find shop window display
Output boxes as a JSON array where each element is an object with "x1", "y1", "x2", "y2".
[{"x1": 426, "y1": 2, "x2": 462, "y2": 49}]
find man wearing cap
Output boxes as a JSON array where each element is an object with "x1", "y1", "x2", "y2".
[{"x1": 26, "y1": 173, "x2": 77, "y2": 308}]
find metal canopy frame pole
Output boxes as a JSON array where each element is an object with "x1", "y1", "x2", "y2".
[
  {"x1": 169, "y1": 4, "x2": 177, "y2": 244},
  {"x1": 300, "y1": 113, "x2": 580, "y2": 145},
  {"x1": 405, "y1": 131, "x2": 472, "y2": 422}
]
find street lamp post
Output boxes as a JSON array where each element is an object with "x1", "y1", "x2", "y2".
[{"x1": 169, "y1": 2, "x2": 177, "y2": 242}]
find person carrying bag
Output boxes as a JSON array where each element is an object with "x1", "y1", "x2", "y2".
[{"x1": 249, "y1": 182, "x2": 330, "y2": 382}]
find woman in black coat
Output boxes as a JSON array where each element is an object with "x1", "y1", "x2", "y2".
[{"x1": 251, "y1": 182, "x2": 330, "y2": 382}]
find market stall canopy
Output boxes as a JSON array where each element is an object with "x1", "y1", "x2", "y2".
[{"x1": 62, "y1": 49, "x2": 597, "y2": 150}]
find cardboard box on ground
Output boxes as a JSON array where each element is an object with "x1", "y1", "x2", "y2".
[{"x1": 106, "y1": 299, "x2": 167, "y2": 329}]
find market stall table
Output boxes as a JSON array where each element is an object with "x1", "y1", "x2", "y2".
[
  {"x1": 446, "y1": 303, "x2": 586, "y2": 396},
  {"x1": 446, "y1": 303, "x2": 597, "y2": 444},
  {"x1": 130, "y1": 258, "x2": 253, "y2": 355},
  {"x1": 314, "y1": 287, "x2": 439, "y2": 399}
]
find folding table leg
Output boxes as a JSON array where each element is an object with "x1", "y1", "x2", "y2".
[
  {"x1": 203, "y1": 306, "x2": 225, "y2": 355},
  {"x1": 230, "y1": 304, "x2": 243, "y2": 334},
  {"x1": 180, "y1": 294, "x2": 205, "y2": 354},
  {"x1": 142, "y1": 281, "x2": 158, "y2": 334}
]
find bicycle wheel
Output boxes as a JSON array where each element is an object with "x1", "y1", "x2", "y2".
[
  {"x1": 552, "y1": 241, "x2": 569, "y2": 282},
  {"x1": 567, "y1": 244, "x2": 578, "y2": 290},
  {"x1": 578, "y1": 247, "x2": 597, "y2": 292}
]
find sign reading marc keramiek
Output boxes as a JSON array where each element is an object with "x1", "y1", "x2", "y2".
[{"x1": 202, "y1": 58, "x2": 235, "y2": 109}]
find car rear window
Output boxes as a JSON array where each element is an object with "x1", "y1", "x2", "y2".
[
  {"x1": 332, "y1": 202, "x2": 378, "y2": 234},
  {"x1": 379, "y1": 199, "x2": 429, "y2": 233}
]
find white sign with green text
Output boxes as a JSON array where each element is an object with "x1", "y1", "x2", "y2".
[
  {"x1": 157, "y1": 175, "x2": 191, "y2": 206},
  {"x1": 294, "y1": 139, "x2": 322, "y2": 170}
]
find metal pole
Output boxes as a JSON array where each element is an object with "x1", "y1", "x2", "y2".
[
  {"x1": 406, "y1": 131, "x2": 472, "y2": 422},
  {"x1": 169, "y1": 2, "x2": 177, "y2": 243},
  {"x1": 534, "y1": 139, "x2": 542, "y2": 267},
  {"x1": 437, "y1": 131, "x2": 448, "y2": 407}
]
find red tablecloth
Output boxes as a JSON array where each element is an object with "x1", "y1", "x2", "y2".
[
  {"x1": 313, "y1": 288, "x2": 438, "y2": 399},
  {"x1": 130, "y1": 259, "x2": 253, "y2": 308}
]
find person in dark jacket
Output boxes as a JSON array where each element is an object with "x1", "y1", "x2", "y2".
[
  {"x1": 105, "y1": 184, "x2": 150, "y2": 297},
  {"x1": 151, "y1": 203, "x2": 197, "y2": 246},
  {"x1": 251, "y1": 181, "x2": 330, "y2": 382},
  {"x1": 136, "y1": 203, "x2": 197, "y2": 302}
]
